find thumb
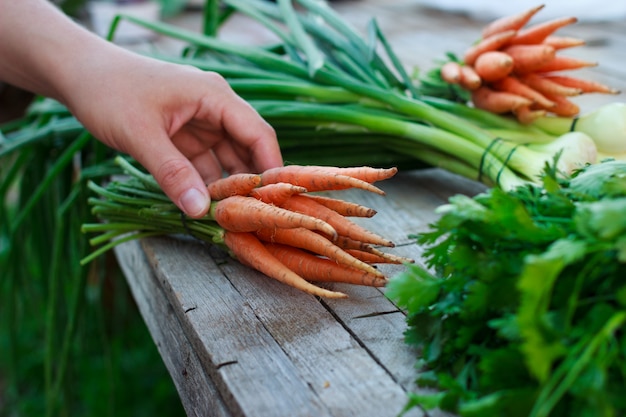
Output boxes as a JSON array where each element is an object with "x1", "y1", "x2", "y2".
[{"x1": 133, "y1": 142, "x2": 210, "y2": 218}]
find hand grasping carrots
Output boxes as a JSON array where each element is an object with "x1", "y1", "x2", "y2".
[
  {"x1": 437, "y1": 4, "x2": 620, "y2": 123},
  {"x1": 83, "y1": 157, "x2": 410, "y2": 299}
]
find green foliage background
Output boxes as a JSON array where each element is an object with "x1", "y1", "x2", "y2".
[{"x1": 0, "y1": 79, "x2": 183, "y2": 417}]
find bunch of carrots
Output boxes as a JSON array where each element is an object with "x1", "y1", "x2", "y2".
[
  {"x1": 81, "y1": 157, "x2": 411, "y2": 299},
  {"x1": 440, "y1": 4, "x2": 619, "y2": 123}
]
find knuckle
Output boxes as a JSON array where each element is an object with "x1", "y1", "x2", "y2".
[{"x1": 155, "y1": 159, "x2": 192, "y2": 190}]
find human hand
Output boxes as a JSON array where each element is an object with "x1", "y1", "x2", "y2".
[{"x1": 63, "y1": 51, "x2": 283, "y2": 218}]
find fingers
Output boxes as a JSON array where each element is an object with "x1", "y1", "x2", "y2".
[
  {"x1": 218, "y1": 92, "x2": 283, "y2": 172},
  {"x1": 131, "y1": 136, "x2": 211, "y2": 218}
]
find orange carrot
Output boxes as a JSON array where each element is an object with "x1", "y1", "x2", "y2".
[
  {"x1": 474, "y1": 51, "x2": 514, "y2": 82},
  {"x1": 280, "y1": 195, "x2": 394, "y2": 247},
  {"x1": 301, "y1": 194, "x2": 376, "y2": 217},
  {"x1": 491, "y1": 76, "x2": 555, "y2": 109},
  {"x1": 207, "y1": 173, "x2": 262, "y2": 200},
  {"x1": 224, "y1": 231, "x2": 348, "y2": 298},
  {"x1": 471, "y1": 86, "x2": 532, "y2": 114},
  {"x1": 333, "y1": 235, "x2": 372, "y2": 252},
  {"x1": 255, "y1": 227, "x2": 383, "y2": 277},
  {"x1": 315, "y1": 166, "x2": 398, "y2": 184},
  {"x1": 509, "y1": 16, "x2": 578, "y2": 45},
  {"x1": 504, "y1": 44, "x2": 556, "y2": 73},
  {"x1": 513, "y1": 105, "x2": 547, "y2": 124},
  {"x1": 333, "y1": 236, "x2": 415, "y2": 264},
  {"x1": 211, "y1": 195, "x2": 337, "y2": 238},
  {"x1": 540, "y1": 94, "x2": 580, "y2": 117},
  {"x1": 260, "y1": 165, "x2": 385, "y2": 195},
  {"x1": 543, "y1": 35, "x2": 586, "y2": 49},
  {"x1": 534, "y1": 55, "x2": 598, "y2": 72},
  {"x1": 463, "y1": 29, "x2": 517, "y2": 66},
  {"x1": 344, "y1": 249, "x2": 392, "y2": 264},
  {"x1": 249, "y1": 183, "x2": 308, "y2": 205},
  {"x1": 263, "y1": 243, "x2": 388, "y2": 287},
  {"x1": 519, "y1": 73, "x2": 583, "y2": 97},
  {"x1": 481, "y1": 4, "x2": 545, "y2": 38},
  {"x1": 440, "y1": 61, "x2": 462, "y2": 84},
  {"x1": 459, "y1": 65, "x2": 482, "y2": 90},
  {"x1": 542, "y1": 75, "x2": 620, "y2": 94}
]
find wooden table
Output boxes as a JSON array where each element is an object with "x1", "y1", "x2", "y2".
[{"x1": 114, "y1": 1, "x2": 625, "y2": 416}]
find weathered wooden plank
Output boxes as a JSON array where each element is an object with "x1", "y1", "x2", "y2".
[
  {"x1": 114, "y1": 239, "x2": 231, "y2": 417},
  {"x1": 140, "y1": 236, "x2": 333, "y2": 417},
  {"x1": 208, "y1": 243, "x2": 422, "y2": 417}
]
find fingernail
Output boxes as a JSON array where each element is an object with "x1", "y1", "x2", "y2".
[{"x1": 180, "y1": 188, "x2": 209, "y2": 217}]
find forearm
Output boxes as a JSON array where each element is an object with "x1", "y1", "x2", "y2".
[{"x1": 0, "y1": 0, "x2": 124, "y2": 103}]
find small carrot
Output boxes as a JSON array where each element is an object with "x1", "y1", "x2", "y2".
[
  {"x1": 255, "y1": 227, "x2": 383, "y2": 277},
  {"x1": 509, "y1": 16, "x2": 578, "y2": 45},
  {"x1": 333, "y1": 235, "x2": 371, "y2": 252},
  {"x1": 224, "y1": 231, "x2": 348, "y2": 298},
  {"x1": 331, "y1": 234, "x2": 415, "y2": 264},
  {"x1": 207, "y1": 173, "x2": 262, "y2": 200},
  {"x1": 315, "y1": 166, "x2": 398, "y2": 184},
  {"x1": 440, "y1": 61, "x2": 462, "y2": 84},
  {"x1": 463, "y1": 29, "x2": 517, "y2": 66},
  {"x1": 345, "y1": 249, "x2": 403, "y2": 265},
  {"x1": 301, "y1": 194, "x2": 377, "y2": 217},
  {"x1": 264, "y1": 243, "x2": 388, "y2": 287},
  {"x1": 471, "y1": 86, "x2": 532, "y2": 114},
  {"x1": 504, "y1": 44, "x2": 555, "y2": 73},
  {"x1": 249, "y1": 182, "x2": 308, "y2": 206},
  {"x1": 474, "y1": 51, "x2": 514, "y2": 82},
  {"x1": 519, "y1": 73, "x2": 583, "y2": 97},
  {"x1": 542, "y1": 35, "x2": 586, "y2": 49},
  {"x1": 513, "y1": 105, "x2": 547, "y2": 124},
  {"x1": 280, "y1": 195, "x2": 394, "y2": 247},
  {"x1": 260, "y1": 165, "x2": 385, "y2": 195},
  {"x1": 481, "y1": 4, "x2": 545, "y2": 38},
  {"x1": 211, "y1": 195, "x2": 337, "y2": 238},
  {"x1": 540, "y1": 94, "x2": 580, "y2": 117},
  {"x1": 534, "y1": 55, "x2": 598, "y2": 72},
  {"x1": 459, "y1": 65, "x2": 482, "y2": 90},
  {"x1": 541, "y1": 75, "x2": 620, "y2": 94},
  {"x1": 491, "y1": 76, "x2": 555, "y2": 109}
]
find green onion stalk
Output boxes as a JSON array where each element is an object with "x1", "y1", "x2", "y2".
[
  {"x1": 80, "y1": 156, "x2": 228, "y2": 266},
  {"x1": 105, "y1": 0, "x2": 611, "y2": 190}
]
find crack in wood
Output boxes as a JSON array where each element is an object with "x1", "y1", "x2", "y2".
[
  {"x1": 351, "y1": 310, "x2": 400, "y2": 319},
  {"x1": 216, "y1": 360, "x2": 239, "y2": 370}
]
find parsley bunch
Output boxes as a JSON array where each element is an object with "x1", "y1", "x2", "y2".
[{"x1": 387, "y1": 160, "x2": 626, "y2": 417}]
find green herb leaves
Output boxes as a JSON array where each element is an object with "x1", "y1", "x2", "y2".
[{"x1": 388, "y1": 160, "x2": 626, "y2": 416}]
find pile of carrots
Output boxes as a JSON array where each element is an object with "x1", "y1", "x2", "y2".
[
  {"x1": 440, "y1": 4, "x2": 619, "y2": 123},
  {"x1": 208, "y1": 165, "x2": 412, "y2": 298},
  {"x1": 84, "y1": 159, "x2": 412, "y2": 299}
]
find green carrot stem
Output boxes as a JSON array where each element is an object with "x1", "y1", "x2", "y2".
[{"x1": 80, "y1": 231, "x2": 164, "y2": 265}]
